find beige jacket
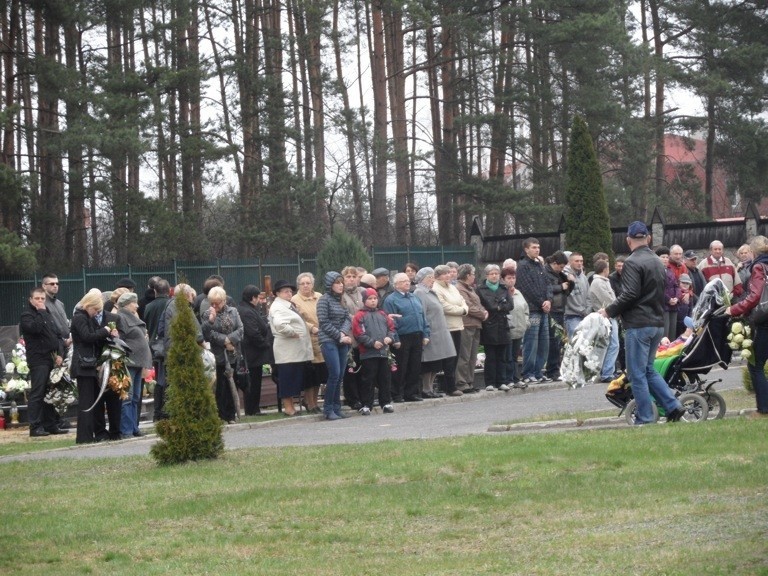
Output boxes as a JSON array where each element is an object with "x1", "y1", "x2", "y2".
[
  {"x1": 432, "y1": 280, "x2": 468, "y2": 331},
  {"x1": 291, "y1": 291, "x2": 324, "y2": 363},
  {"x1": 269, "y1": 297, "x2": 313, "y2": 365}
]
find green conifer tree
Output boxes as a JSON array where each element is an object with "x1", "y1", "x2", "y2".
[
  {"x1": 316, "y1": 228, "x2": 373, "y2": 286},
  {"x1": 565, "y1": 115, "x2": 614, "y2": 268},
  {"x1": 151, "y1": 292, "x2": 223, "y2": 465}
]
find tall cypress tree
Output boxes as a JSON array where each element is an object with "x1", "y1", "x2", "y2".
[
  {"x1": 565, "y1": 115, "x2": 613, "y2": 267},
  {"x1": 151, "y1": 291, "x2": 223, "y2": 465}
]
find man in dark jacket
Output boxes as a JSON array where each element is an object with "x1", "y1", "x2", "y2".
[
  {"x1": 237, "y1": 285, "x2": 273, "y2": 415},
  {"x1": 601, "y1": 222, "x2": 684, "y2": 425},
  {"x1": 19, "y1": 287, "x2": 67, "y2": 437},
  {"x1": 544, "y1": 251, "x2": 572, "y2": 381},
  {"x1": 516, "y1": 238, "x2": 553, "y2": 384}
]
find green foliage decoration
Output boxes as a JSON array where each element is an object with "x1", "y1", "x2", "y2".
[
  {"x1": 564, "y1": 115, "x2": 614, "y2": 268},
  {"x1": 315, "y1": 228, "x2": 373, "y2": 288},
  {"x1": 151, "y1": 292, "x2": 223, "y2": 465}
]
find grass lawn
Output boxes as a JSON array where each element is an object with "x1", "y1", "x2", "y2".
[{"x1": 1, "y1": 418, "x2": 766, "y2": 575}]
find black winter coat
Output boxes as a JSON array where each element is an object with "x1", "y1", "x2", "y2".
[
  {"x1": 476, "y1": 284, "x2": 513, "y2": 346},
  {"x1": 237, "y1": 300, "x2": 273, "y2": 366},
  {"x1": 70, "y1": 308, "x2": 120, "y2": 378},
  {"x1": 19, "y1": 304, "x2": 64, "y2": 367},
  {"x1": 605, "y1": 245, "x2": 665, "y2": 329}
]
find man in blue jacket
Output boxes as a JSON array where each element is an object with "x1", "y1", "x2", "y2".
[{"x1": 384, "y1": 273, "x2": 429, "y2": 402}]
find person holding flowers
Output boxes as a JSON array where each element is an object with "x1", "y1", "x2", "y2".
[
  {"x1": 19, "y1": 287, "x2": 67, "y2": 437},
  {"x1": 116, "y1": 291, "x2": 153, "y2": 438},
  {"x1": 724, "y1": 234, "x2": 768, "y2": 419},
  {"x1": 71, "y1": 289, "x2": 121, "y2": 443}
]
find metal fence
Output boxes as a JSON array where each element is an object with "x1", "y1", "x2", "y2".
[{"x1": 0, "y1": 245, "x2": 476, "y2": 329}]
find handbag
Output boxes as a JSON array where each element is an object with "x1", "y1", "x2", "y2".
[
  {"x1": 150, "y1": 337, "x2": 165, "y2": 361},
  {"x1": 78, "y1": 353, "x2": 98, "y2": 368},
  {"x1": 748, "y1": 266, "x2": 768, "y2": 325}
]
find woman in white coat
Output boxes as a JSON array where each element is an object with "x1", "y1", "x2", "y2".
[{"x1": 269, "y1": 279, "x2": 313, "y2": 416}]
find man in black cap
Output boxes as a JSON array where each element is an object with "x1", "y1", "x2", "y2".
[
  {"x1": 683, "y1": 250, "x2": 706, "y2": 296},
  {"x1": 600, "y1": 221, "x2": 684, "y2": 425},
  {"x1": 372, "y1": 268, "x2": 394, "y2": 305}
]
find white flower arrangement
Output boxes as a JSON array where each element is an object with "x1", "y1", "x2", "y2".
[{"x1": 562, "y1": 313, "x2": 611, "y2": 388}]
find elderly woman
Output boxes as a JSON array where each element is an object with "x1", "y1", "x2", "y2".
[
  {"x1": 201, "y1": 286, "x2": 244, "y2": 423},
  {"x1": 317, "y1": 272, "x2": 353, "y2": 419},
  {"x1": 736, "y1": 243, "x2": 754, "y2": 287},
  {"x1": 115, "y1": 291, "x2": 152, "y2": 439},
  {"x1": 236, "y1": 285, "x2": 273, "y2": 415},
  {"x1": 726, "y1": 235, "x2": 768, "y2": 419},
  {"x1": 431, "y1": 264, "x2": 467, "y2": 395},
  {"x1": 269, "y1": 279, "x2": 313, "y2": 416},
  {"x1": 455, "y1": 264, "x2": 488, "y2": 393},
  {"x1": 414, "y1": 267, "x2": 461, "y2": 398},
  {"x1": 476, "y1": 264, "x2": 514, "y2": 391},
  {"x1": 291, "y1": 272, "x2": 325, "y2": 414},
  {"x1": 71, "y1": 289, "x2": 121, "y2": 443}
]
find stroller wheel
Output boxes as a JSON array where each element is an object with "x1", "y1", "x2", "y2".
[
  {"x1": 624, "y1": 399, "x2": 659, "y2": 426},
  {"x1": 704, "y1": 391, "x2": 726, "y2": 420},
  {"x1": 677, "y1": 393, "x2": 709, "y2": 423}
]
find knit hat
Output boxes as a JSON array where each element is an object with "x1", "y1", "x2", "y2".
[
  {"x1": 679, "y1": 274, "x2": 692, "y2": 285},
  {"x1": 415, "y1": 267, "x2": 435, "y2": 284},
  {"x1": 364, "y1": 288, "x2": 378, "y2": 301},
  {"x1": 117, "y1": 291, "x2": 138, "y2": 308},
  {"x1": 115, "y1": 277, "x2": 137, "y2": 290}
]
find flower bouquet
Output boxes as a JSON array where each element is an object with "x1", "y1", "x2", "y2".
[
  {"x1": 561, "y1": 313, "x2": 611, "y2": 388},
  {"x1": 84, "y1": 328, "x2": 133, "y2": 413},
  {"x1": 3, "y1": 375, "x2": 30, "y2": 402},
  {"x1": 387, "y1": 349, "x2": 398, "y2": 372},
  {"x1": 45, "y1": 348, "x2": 77, "y2": 414},
  {"x1": 3, "y1": 339, "x2": 30, "y2": 402},
  {"x1": 346, "y1": 349, "x2": 361, "y2": 374}
]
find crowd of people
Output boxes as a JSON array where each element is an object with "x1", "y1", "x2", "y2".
[{"x1": 17, "y1": 229, "x2": 768, "y2": 440}]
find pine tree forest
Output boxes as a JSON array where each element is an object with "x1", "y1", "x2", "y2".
[{"x1": 0, "y1": 0, "x2": 765, "y2": 271}]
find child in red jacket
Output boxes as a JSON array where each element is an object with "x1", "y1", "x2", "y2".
[{"x1": 352, "y1": 288, "x2": 398, "y2": 414}]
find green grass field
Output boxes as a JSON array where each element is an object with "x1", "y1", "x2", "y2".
[{"x1": 1, "y1": 416, "x2": 766, "y2": 575}]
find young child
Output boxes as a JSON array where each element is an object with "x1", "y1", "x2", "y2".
[{"x1": 352, "y1": 288, "x2": 398, "y2": 414}]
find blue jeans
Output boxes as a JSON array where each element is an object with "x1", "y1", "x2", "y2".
[
  {"x1": 747, "y1": 324, "x2": 768, "y2": 414},
  {"x1": 321, "y1": 342, "x2": 350, "y2": 416},
  {"x1": 564, "y1": 314, "x2": 585, "y2": 341},
  {"x1": 522, "y1": 312, "x2": 549, "y2": 380},
  {"x1": 120, "y1": 366, "x2": 143, "y2": 435},
  {"x1": 625, "y1": 326, "x2": 681, "y2": 424},
  {"x1": 600, "y1": 318, "x2": 620, "y2": 380}
]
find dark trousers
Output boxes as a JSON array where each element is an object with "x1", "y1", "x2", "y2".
[
  {"x1": 505, "y1": 338, "x2": 522, "y2": 382},
  {"x1": 360, "y1": 356, "x2": 392, "y2": 408},
  {"x1": 343, "y1": 348, "x2": 362, "y2": 407},
  {"x1": 392, "y1": 332, "x2": 423, "y2": 400},
  {"x1": 483, "y1": 343, "x2": 507, "y2": 388},
  {"x1": 77, "y1": 375, "x2": 121, "y2": 443},
  {"x1": 435, "y1": 331, "x2": 461, "y2": 394},
  {"x1": 215, "y1": 365, "x2": 237, "y2": 422},
  {"x1": 546, "y1": 311, "x2": 564, "y2": 378},
  {"x1": 243, "y1": 362, "x2": 264, "y2": 414},
  {"x1": 153, "y1": 361, "x2": 168, "y2": 421},
  {"x1": 28, "y1": 363, "x2": 57, "y2": 432}
]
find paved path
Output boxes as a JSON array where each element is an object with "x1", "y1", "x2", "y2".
[{"x1": 0, "y1": 366, "x2": 745, "y2": 463}]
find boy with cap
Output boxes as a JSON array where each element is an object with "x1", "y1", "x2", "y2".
[{"x1": 352, "y1": 288, "x2": 398, "y2": 414}]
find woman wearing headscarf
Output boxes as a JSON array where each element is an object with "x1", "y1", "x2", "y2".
[
  {"x1": 476, "y1": 264, "x2": 514, "y2": 391},
  {"x1": 414, "y1": 267, "x2": 460, "y2": 398},
  {"x1": 269, "y1": 279, "x2": 313, "y2": 416},
  {"x1": 317, "y1": 271, "x2": 353, "y2": 420},
  {"x1": 291, "y1": 272, "x2": 325, "y2": 414},
  {"x1": 71, "y1": 289, "x2": 121, "y2": 443},
  {"x1": 726, "y1": 235, "x2": 768, "y2": 419},
  {"x1": 115, "y1": 291, "x2": 152, "y2": 439},
  {"x1": 201, "y1": 286, "x2": 244, "y2": 424},
  {"x1": 430, "y1": 264, "x2": 467, "y2": 396}
]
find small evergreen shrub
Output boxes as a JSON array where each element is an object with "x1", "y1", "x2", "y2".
[
  {"x1": 316, "y1": 228, "x2": 373, "y2": 285},
  {"x1": 151, "y1": 292, "x2": 223, "y2": 465},
  {"x1": 741, "y1": 365, "x2": 761, "y2": 395}
]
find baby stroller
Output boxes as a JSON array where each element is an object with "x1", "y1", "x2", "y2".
[{"x1": 605, "y1": 279, "x2": 732, "y2": 424}]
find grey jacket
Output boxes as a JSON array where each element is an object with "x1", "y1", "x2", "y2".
[
  {"x1": 117, "y1": 308, "x2": 153, "y2": 369},
  {"x1": 564, "y1": 268, "x2": 590, "y2": 317},
  {"x1": 588, "y1": 275, "x2": 616, "y2": 312},
  {"x1": 415, "y1": 285, "x2": 456, "y2": 362}
]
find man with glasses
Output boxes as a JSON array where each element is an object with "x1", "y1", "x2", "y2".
[{"x1": 42, "y1": 273, "x2": 70, "y2": 348}]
